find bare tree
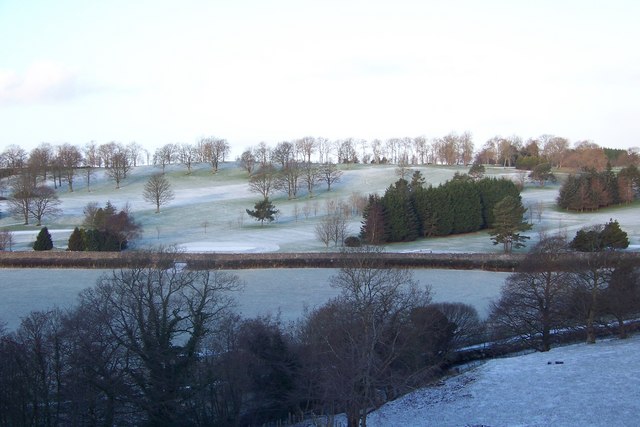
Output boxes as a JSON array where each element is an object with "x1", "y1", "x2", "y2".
[
  {"x1": 300, "y1": 162, "x2": 320, "y2": 197},
  {"x1": 178, "y1": 143, "x2": 197, "y2": 174},
  {"x1": 238, "y1": 149, "x2": 256, "y2": 174},
  {"x1": 153, "y1": 143, "x2": 177, "y2": 173},
  {"x1": 296, "y1": 136, "x2": 316, "y2": 163},
  {"x1": 0, "y1": 144, "x2": 28, "y2": 169},
  {"x1": 300, "y1": 246, "x2": 431, "y2": 427},
  {"x1": 489, "y1": 235, "x2": 572, "y2": 351},
  {"x1": 318, "y1": 162, "x2": 343, "y2": 191},
  {"x1": 316, "y1": 137, "x2": 332, "y2": 163},
  {"x1": 126, "y1": 141, "x2": 144, "y2": 166},
  {"x1": 395, "y1": 158, "x2": 411, "y2": 180},
  {"x1": 314, "y1": 213, "x2": 348, "y2": 248},
  {"x1": 276, "y1": 161, "x2": 302, "y2": 199},
  {"x1": 199, "y1": 137, "x2": 230, "y2": 173},
  {"x1": 271, "y1": 141, "x2": 296, "y2": 168},
  {"x1": 29, "y1": 185, "x2": 62, "y2": 226},
  {"x1": 104, "y1": 146, "x2": 131, "y2": 189},
  {"x1": 8, "y1": 172, "x2": 36, "y2": 225},
  {"x1": 0, "y1": 228, "x2": 14, "y2": 251},
  {"x1": 253, "y1": 142, "x2": 271, "y2": 167},
  {"x1": 143, "y1": 174, "x2": 175, "y2": 213},
  {"x1": 248, "y1": 165, "x2": 277, "y2": 199},
  {"x1": 28, "y1": 143, "x2": 54, "y2": 183},
  {"x1": 84, "y1": 140, "x2": 100, "y2": 167},
  {"x1": 57, "y1": 143, "x2": 83, "y2": 192},
  {"x1": 78, "y1": 253, "x2": 243, "y2": 425}
]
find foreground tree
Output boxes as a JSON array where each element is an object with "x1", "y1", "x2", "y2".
[
  {"x1": 246, "y1": 198, "x2": 279, "y2": 225},
  {"x1": 79, "y1": 253, "x2": 243, "y2": 425},
  {"x1": 600, "y1": 260, "x2": 640, "y2": 339},
  {"x1": 143, "y1": 173, "x2": 175, "y2": 213},
  {"x1": 568, "y1": 221, "x2": 629, "y2": 344},
  {"x1": 300, "y1": 246, "x2": 431, "y2": 427},
  {"x1": 489, "y1": 195, "x2": 532, "y2": 252},
  {"x1": 489, "y1": 235, "x2": 572, "y2": 351}
]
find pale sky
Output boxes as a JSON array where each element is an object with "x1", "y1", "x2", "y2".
[{"x1": 1, "y1": 0, "x2": 639, "y2": 156}]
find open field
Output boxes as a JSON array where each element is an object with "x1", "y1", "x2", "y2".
[
  {"x1": 1, "y1": 162, "x2": 639, "y2": 331},
  {"x1": 1, "y1": 162, "x2": 639, "y2": 253}
]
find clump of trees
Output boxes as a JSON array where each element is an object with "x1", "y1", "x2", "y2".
[
  {"x1": 490, "y1": 222, "x2": 638, "y2": 351},
  {"x1": 0, "y1": 246, "x2": 486, "y2": 427},
  {"x1": 360, "y1": 175, "x2": 522, "y2": 244},
  {"x1": 67, "y1": 201, "x2": 141, "y2": 251},
  {"x1": 557, "y1": 165, "x2": 640, "y2": 211}
]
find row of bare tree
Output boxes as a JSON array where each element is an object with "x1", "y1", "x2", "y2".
[
  {"x1": 0, "y1": 247, "x2": 483, "y2": 427},
  {"x1": 489, "y1": 234, "x2": 640, "y2": 352}
]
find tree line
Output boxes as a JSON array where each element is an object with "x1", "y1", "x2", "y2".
[
  {"x1": 557, "y1": 165, "x2": 640, "y2": 211},
  {"x1": 360, "y1": 172, "x2": 522, "y2": 245},
  {"x1": 490, "y1": 221, "x2": 636, "y2": 351},
  {"x1": 0, "y1": 247, "x2": 484, "y2": 427}
]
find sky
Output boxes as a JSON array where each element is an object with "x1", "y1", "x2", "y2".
[{"x1": 1, "y1": 0, "x2": 640, "y2": 157}]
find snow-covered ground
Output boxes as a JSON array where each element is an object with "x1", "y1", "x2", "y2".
[
  {"x1": 2, "y1": 163, "x2": 639, "y2": 425},
  {"x1": 1, "y1": 162, "x2": 638, "y2": 253},
  {"x1": 348, "y1": 334, "x2": 640, "y2": 427},
  {"x1": 0, "y1": 268, "x2": 508, "y2": 331}
]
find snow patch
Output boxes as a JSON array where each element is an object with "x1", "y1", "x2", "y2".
[{"x1": 177, "y1": 241, "x2": 280, "y2": 253}]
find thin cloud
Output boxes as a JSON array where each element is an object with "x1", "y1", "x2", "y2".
[{"x1": 0, "y1": 61, "x2": 82, "y2": 106}]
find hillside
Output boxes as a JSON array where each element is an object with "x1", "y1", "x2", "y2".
[
  {"x1": 352, "y1": 334, "x2": 640, "y2": 426},
  {"x1": 1, "y1": 162, "x2": 639, "y2": 253}
]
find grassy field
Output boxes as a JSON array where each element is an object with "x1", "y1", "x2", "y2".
[
  {"x1": 1, "y1": 161, "x2": 639, "y2": 253},
  {"x1": 1, "y1": 161, "x2": 639, "y2": 330}
]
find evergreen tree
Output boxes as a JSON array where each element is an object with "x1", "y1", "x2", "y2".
[
  {"x1": 528, "y1": 162, "x2": 555, "y2": 186},
  {"x1": 33, "y1": 226, "x2": 53, "y2": 251},
  {"x1": 570, "y1": 219, "x2": 629, "y2": 252},
  {"x1": 489, "y1": 196, "x2": 532, "y2": 253},
  {"x1": 360, "y1": 194, "x2": 389, "y2": 244},
  {"x1": 380, "y1": 179, "x2": 419, "y2": 242},
  {"x1": 557, "y1": 175, "x2": 584, "y2": 211},
  {"x1": 445, "y1": 180, "x2": 483, "y2": 234},
  {"x1": 409, "y1": 170, "x2": 426, "y2": 190},
  {"x1": 67, "y1": 227, "x2": 85, "y2": 251},
  {"x1": 246, "y1": 198, "x2": 279, "y2": 225},
  {"x1": 84, "y1": 228, "x2": 105, "y2": 251},
  {"x1": 477, "y1": 178, "x2": 520, "y2": 228},
  {"x1": 468, "y1": 163, "x2": 485, "y2": 181}
]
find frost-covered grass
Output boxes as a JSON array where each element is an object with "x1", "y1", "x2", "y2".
[
  {"x1": 0, "y1": 268, "x2": 508, "y2": 331},
  {"x1": 1, "y1": 162, "x2": 639, "y2": 252},
  {"x1": 1, "y1": 163, "x2": 639, "y2": 425},
  {"x1": 355, "y1": 334, "x2": 640, "y2": 427}
]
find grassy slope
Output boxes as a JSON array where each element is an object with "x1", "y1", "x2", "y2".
[{"x1": 1, "y1": 162, "x2": 639, "y2": 252}]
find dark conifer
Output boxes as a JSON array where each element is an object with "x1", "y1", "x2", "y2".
[{"x1": 33, "y1": 227, "x2": 53, "y2": 251}]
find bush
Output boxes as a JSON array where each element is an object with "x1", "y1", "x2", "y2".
[{"x1": 343, "y1": 235, "x2": 362, "y2": 247}]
